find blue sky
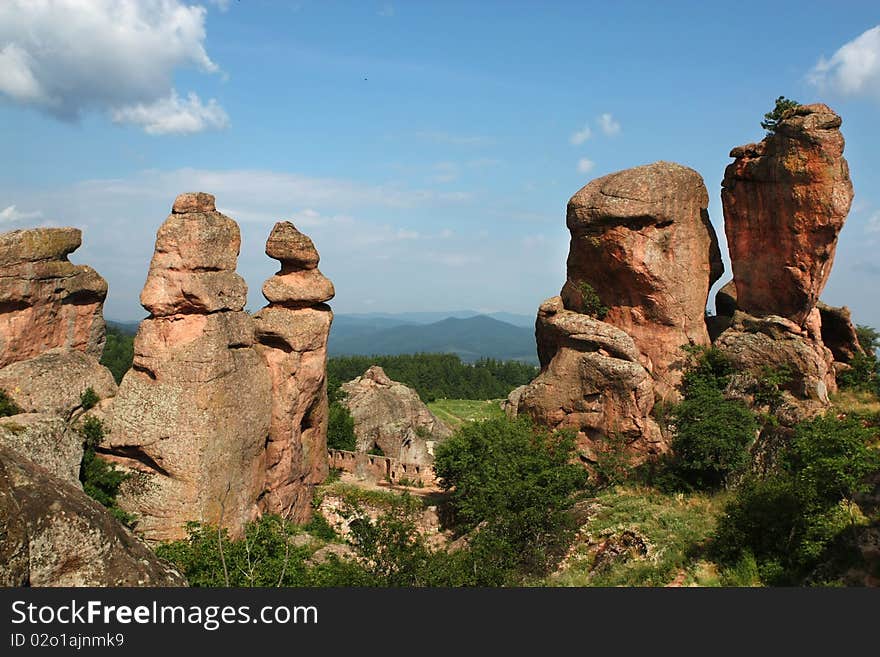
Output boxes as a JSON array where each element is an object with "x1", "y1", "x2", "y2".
[{"x1": 1, "y1": 1, "x2": 879, "y2": 327}]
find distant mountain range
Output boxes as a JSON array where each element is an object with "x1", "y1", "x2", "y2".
[
  {"x1": 338, "y1": 310, "x2": 535, "y2": 328},
  {"x1": 108, "y1": 311, "x2": 540, "y2": 363},
  {"x1": 329, "y1": 314, "x2": 538, "y2": 363}
]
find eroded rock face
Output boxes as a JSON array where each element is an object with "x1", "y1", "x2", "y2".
[
  {"x1": 0, "y1": 445, "x2": 185, "y2": 586},
  {"x1": 0, "y1": 414, "x2": 81, "y2": 486},
  {"x1": 721, "y1": 104, "x2": 853, "y2": 325},
  {"x1": 340, "y1": 366, "x2": 452, "y2": 465},
  {"x1": 715, "y1": 310, "x2": 836, "y2": 403},
  {"x1": 561, "y1": 161, "x2": 723, "y2": 394},
  {"x1": 253, "y1": 221, "x2": 333, "y2": 522},
  {"x1": 106, "y1": 195, "x2": 273, "y2": 542},
  {"x1": 817, "y1": 302, "x2": 864, "y2": 364},
  {"x1": 0, "y1": 348, "x2": 117, "y2": 417},
  {"x1": 517, "y1": 297, "x2": 663, "y2": 460},
  {"x1": 0, "y1": 227, "x2": 107, "y2": 368}
]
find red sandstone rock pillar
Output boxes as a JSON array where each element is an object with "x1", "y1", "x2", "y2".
[
  {"x1": 721, "y1": 104, "x2": 853, "y2": 326},
  {"x1": 253, "y1": 221, "x2": 333, "y2": 523}
]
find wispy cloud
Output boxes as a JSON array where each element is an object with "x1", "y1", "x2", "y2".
[
  {"x1": 809, "y1": 25, "x2": 880, "y2": 98},
  {"x1": 577, "y1": 158, "x2": 596, "y2": 174},
  {"x1": 0, "y1": 204, "x2": 42, "y2": 223},
  {"x1": 867, "y1": 211, "x2": 880, "y2": 234},
  {"x1": 570, "y1": 125, "x2": 592, "y2": 145},
  {"x1": 597, "y1": 113, "x2": 621, "y2": 136},
  {"x1": 378, "y1": 3, "x2": 395, "y2": 17},
  {"x1": 110, "y1": 91, "x2": 229, "y2": 135}
]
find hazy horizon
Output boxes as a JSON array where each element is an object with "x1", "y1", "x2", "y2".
[{"x1": 2, "y1": 2, "x2": 879, "y2": 328}]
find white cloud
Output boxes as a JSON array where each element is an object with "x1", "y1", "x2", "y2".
[
  {"x1": 110, "y1": 91, "x2": 229, "y2": 135},
  {"x1": 809, "y1": 25, "x2": 880, "y2": 97},
  {"x1": 570, "y1": 125, "x2": 592, "y2": 145},
  {"x1": 378, "y1": 3, "x2": 395, "y2": 17},
  {"x1": 867, "y1": 211, "x2": 880, "y2": 234},
  {"x1": 597, "y1": 113, "x2": 621, "y2": 136},
  {"x1": 0, "y1": 205, "x2": 42, "y2": 223},
  {"x1": 208, "y1": 0, "x2": 231, "y2": 10},
  {"x1": 0, "y1": 0, "x2": 226, "y2": 133},
  {"x1": 577, "y1": 158, "x2": 596, "y2": 174}
]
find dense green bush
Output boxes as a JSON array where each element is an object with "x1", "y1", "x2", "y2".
[
  {"x1": 327, "y1": 401, "x2": 356, "y2": 451},
  {"x1": 670, "y1": 388, "x2": 758, "y2": 489},
  {"x1": 156, "y1": 515, "x2": 374, "y2": 587},
  {"x1": 100, "y1": 324, "x2": 135, "y2": 384},
  {"x1": 328, "y1": 353, "x2": 537, "y2": 403},
  {"x1": 0, "y1": 389, "x2": 21, "y2": 417},
  {"x1": 665, "y1": 346, "x2": 758, "y2": 490},
  {"x1": 713, "y1": 414, "x2": 880, "y2": 584},
  {"x1": 837, "y1": 352, "x2": 878, "y2": 393},
  {"x1": 434, "y1": 416, "x2": 588, "y2": 576},
  {"x1": 77, "y1": 416, "x2": 134, "y2": 527}
]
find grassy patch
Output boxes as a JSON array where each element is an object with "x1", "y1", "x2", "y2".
[
  {"x1": 547, "y1": 485, "x2": 727, "y2": 587},
  {"x1": 830, "y1": 390, "x2": 880, "y2": 417},
  {"x1": 427, "y1": 399, "x2": 504, "y2": 429}
]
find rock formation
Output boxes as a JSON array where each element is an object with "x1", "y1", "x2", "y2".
[
  {"x1": 714, "y1": 311, "x2": 836, "y2": 403},
  {"x1": 253, "y1": 221, "x2": 333, "y2": 521},
  {"x1": 518, "y1": 162, "x2": 720, "y2": 458},
  {"x1": 721, "y1": 104, "x2": 853, "y2": 326},
  {"x1": 106, "y1": 193, "x2": 273, "y2": 542},
  {"x1": 0, "y1": 227, "x2": 107, "y2": 368},
  {"x1": 0, "y1": 444, "x2": 185, "y2": 586},
  {"x1": 817, "y1": 302, "x2": 864, "y2": 364},
  {"x1": 714, "y1": 104, "x2": 855, "y2": 407},
  {"x1": 0, "y1": 348, "x2": 117, "y2": 416},
  {"x1": 340, "y1": 366, "x2": 452, "y2": 465},
  {"x1": 517, "y1": 297, "x2": 662, "y2": 459},
  {"x1": 560, "y1": 161, "x2": 723, "y2": 395},
  {"x1": 0, "y1": 414, "x2": 81, "y2": 486}
]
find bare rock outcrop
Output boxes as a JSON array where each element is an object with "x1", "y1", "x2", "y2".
[
  {"x1": 721, "y1": 104, "x2": 853, "y2": 326},
  {"x1": 340, "y1": 366, "x2": 452, "y2": 465},
  {"x1": 517, "y1": 297, "x2": 662, "y2": 460},
  {"x1": 0, "y1": 413, "x2": 81, "y2": 486},
  {"x1": 106, "y1": 194, "x2": 273, "y2": 542},
  {"x1": 0, "y1": 444, "x2": 185, "y2": 586},
  {"x1": 817, "y1": 301, "x2": 864, "y2": 364},
  {"x1": 0, "y1": 227, "x2": 107, "y2": 368},
  {"x1": 560, "y1": 161, "x2": 723, "y2": 394},
  {"x1": 715, "y1": 311, "x2": 836, "y2": 403},
  {"x1": 0, "y1": 348, "x2": 117, "y2": 417},
  {"x1": 253, "y1": 221, "x2": 333, "y2": 522}
]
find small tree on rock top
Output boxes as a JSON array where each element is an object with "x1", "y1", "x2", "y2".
[{"x1": 761, "y1": 96, "x2": 800, "y2": 133}]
